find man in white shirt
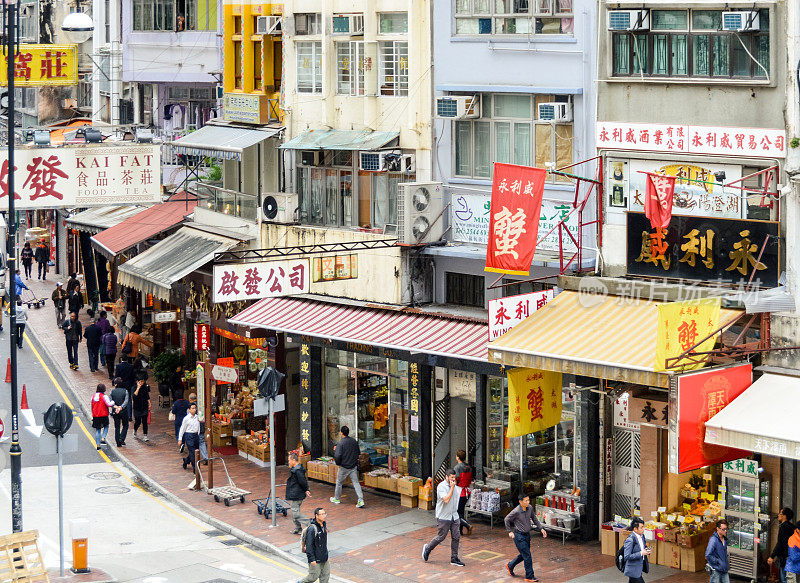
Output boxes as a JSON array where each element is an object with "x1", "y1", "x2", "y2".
[
  {"x1": 14, "y1": 299, "x2": 27, "y2": 349},
  {"x1": 422, "y1": 470, "x2": 465, "y2": 567}
]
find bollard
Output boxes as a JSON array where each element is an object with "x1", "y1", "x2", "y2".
[{"x1": 69, "y1": 518, "x2": 90, "y2": 573}]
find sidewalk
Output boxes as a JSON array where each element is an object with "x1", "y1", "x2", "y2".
[{"x1": 21, "y1": 273, "x2": 709, "y2": 583}]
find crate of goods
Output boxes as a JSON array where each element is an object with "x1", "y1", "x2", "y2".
[
  {"x1": 669, "y1": 542, "x2": 681, "y2": 569},
  {"x1": 418, "y1": 497, "x2": 434, "y2": 510},
  {"x1": 680, "y1": 545, "x2": 705, "y2": 572},
  {"x1": 213, "y1": 434, "x2": 233, "y2": 447},
  {"x1": 418, "y1": 484, "x2": 432, "y2": 501},
  {"x1": 212, "y1": 418, "x2": 233, "y2": 438},
  {"x1": 600, "y1": 525, "x2": 618, "y2": 556},
  {"x1": 327, "y1": 463, "x2": 339, "y2": 484},
  {"x1": 400, "y1": 494, "x2": 418, "y2": 508},
  {"x1": 253, "y1": 443, "x2": 270, "y2": 462},
  {"x1": 377, "y1": 476, "x2": 393, "y2": 492},
  {"x1": 306, "y1": 461, "x2": 319, "y2": 480},
  {"x1": 397, "y1": 477, "x2": 421, "y2": 497},
  {"x1": 656, "y1": 541, "x2": 671, "y2": 567},
  {"x1": 237, "y1": 434, "x2": 249, "y2": 452},
  {"x1": 364, "y1": 472, "x2": 379, "y2": 489}
]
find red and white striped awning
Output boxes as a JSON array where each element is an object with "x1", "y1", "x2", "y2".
[{"x1": 229, "y1": 297, "x2": 489, "y2": 362}]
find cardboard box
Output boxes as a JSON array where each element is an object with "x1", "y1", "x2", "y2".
[
  {"x1": 680, "y1": 544, "x2": 705, "y2": 572},
  {"x1": 418, "y1": 497, "x2": 434, "y2": 510},
  {"x1": 648, "y1": 539, "x2": 658, "y2": 565},
  {"x1": 601, "y1": 528, "x2": 618, "y2": 556},
  {"x1": 618, "y1": 530, "x2": 632, "y2": 550},
  {"x1": 400, "y1": 494, "x2": 418, "y2": 508},
  {"x1": 657, "y1": 541, "x2": 671, "y2": 567},
  {"x1": 364, "y1": 473, "x2": 379, "y2": 489},
  {"x1": 418, "y1": 485, "x2": 432, "y2": 501},
  {"x1": 397, "y1": 478, "x2": 420, "y2": 497},
  {"x1": 669, "y1": 542, "x2": 681, "y2": 569},
  {"x1": 212, "y1": 435, "x2": 233, "y2": 447},
  {"x1": 253, "y1": 444, "x2": 270, "y2": 462},
  {"x1": 236, "y1": 434, "x2": 249, "y2": 452},
  {"x1": 377, "y1": 476, "x2": 393, "y2": 491},
  {"x1": 328, "y1": 464, "x2": 339, "y2": 484}
]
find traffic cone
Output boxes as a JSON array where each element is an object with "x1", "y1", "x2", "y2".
[
  {"x1": 4, "y1": 358, "x2": 9, "y2": 383},
  {"x1": 20, "y1": 384, "x2": 28, "y2": 410}
]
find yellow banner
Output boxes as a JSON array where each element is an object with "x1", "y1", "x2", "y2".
[
  {"x1": 507, "y1": 368, "x2": 562, "y2": 438},
  {"x1": 654, "y1": 297, "x2": 721, "y2": 372},
  {"x1": 0, "y1": 45, "x2": 78, "y2": 87}
]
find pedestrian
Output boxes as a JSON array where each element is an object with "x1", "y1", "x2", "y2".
[
  {"x1": 770, "y1": 508, "x2": 795, "y2": 583},
  {"x1": 61, "y1": 311, "x2": 82, "y2": 370},
  {"x1": 68, "y1": 284, "x2": 83, "y2": 317},
  {"x1": 329, "y1": 426, "x2": 364, "y2": 508},
  {"x1": 785, "y1": 524, "x2": 800, "y2": 583},
  {"x1": 188, "y1": 393, "x2": 209, "y2": 463},
  {"x1": 170, "y1": 391, "x2": 191, "y2": 446},
  {"x1": 66, "y1": 273, "x2": 79, "y2": 297},
  {"x1": 102, "y1": 325, "x2": 118, "y2": 379},
  {"x1": 34, "y1": 240, "x2": 48, "y2": 280},
  {"x1": 51, "y1": 282, "x2": 67, "y2": 327},
  {"x1": 110, "y1": 377, "x2": 129, "y2": 447},
  {"x1": 705, "y1": 519, "x2": 730, "y2": 583},
  {"x1": 622, "y1": 516, "x2": 651, "y2": 583},
  {"x1": 97, "y1": 311, "x2": 111, "y2": 366},
  {"x1": 14, "y1": 269, "x2": 27, "y2": 297},
  {"x1": 114, "y1": 356, "x2": 135, "y2": 419},
  {"x1": 132, "y1": 377, "x2": 150, "y2": 442},
  {"x1": 454, "y1": 449, "x2": 473, "y2": 535},
  {"x1": 286, "y1": 452, "x2": 312, "y2": 534},
  {"x1": 83, "y1": 311, "x2": 102, "y2": 372},
  {"x1": 20, "y1": 242, "x2": 32, "y2": 279},
  {"x1": 301, "y1": 507, "x2": 330, "y2": 583},
  {"x1": 90, "y1": 384, "x2": 114, "y2": 450},
  {"x1": 422, "y1": 469, "x2": 465, "y2": 567},
  {"x1": 504, "y1": 493, "x2": 547, "y2": 580},
  {"x1": 121, "y1": 324, "x2": 152, "y2": 359},
  {"x1": 178, "y1": 403, "x2": 201, "y2": 471},
  {"x1": 14, "y1": 299, "x2": 27, "y2": 350}
]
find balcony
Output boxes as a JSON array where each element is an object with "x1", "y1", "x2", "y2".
[{"x1": 190, "y1": 181, "x2": 259, "y2": 222}]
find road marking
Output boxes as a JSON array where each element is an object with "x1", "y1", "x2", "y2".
[{"x1": 237, "y1": 544, "x2": 305, "y2": 576}]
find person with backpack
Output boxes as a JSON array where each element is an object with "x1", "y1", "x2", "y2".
[
  {"x1": 300, "y1": 507, "x2": 330, "y2": 583},
  {"x1": 329, "y1": 426, "x2": 364, "y2": 508},
  {"x1": 286, "y1": 452, "x2": 312, "y2": 534},
  {"x1": 90, "y1": 384, "x2": 114, "y2": 450},
  {"x1": 51, "y1": 282, "x2": 67, "y2": 327},
  {"x1": 114, "y1": 357, "x2": 136, "y2": 420},
  {"x1": 110, "y1": 378, "x2": 129, "y2": 447},
  {"x1": 122, "y1": 324, "x2": 152, "y2": 359},
  {"x1": 504, "y1": 493, "x2": 547, "y2": 580},
  {"x1": 705, "y1": 519, "x2": 730, "y2": 583},
  {"x1": 102, "y1": 325, "x2": 118, "y2": 379},
  {"x1": 620, "y1": 517, "x2": 651, "y2": 583},
  {"x1": 20, "y1": 242, "x2": 32, "y2": 279}
]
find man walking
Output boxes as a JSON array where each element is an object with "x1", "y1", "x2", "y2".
[
  {"x1": 110, "y1": 378, "x2": 129, "y2": 447},
  {"x1": 705, "y1": 519, "x2": 730, "y2": 583},
  {"x1": 114, "y1": 357, "x2": 136, "y2": 420},
  {"x1": 623, "y1": 517, "x2": 651, "y2": 583},
  {"x1": 300, "y1": 507, "x2": 329, "y2": 583},
  {"x1": 51, "y1": 282, "x2": 67, "y2": 326},
  {"x1": 504, "y1": 493, "x2": 547, "y2": 580},
  {"x1": 34, "y1": 240, "x2": 48, "y2": 280},
  {"x1": 329, "y1": 426, "x2": 364, "y2": 508},
  {"x1": 13, "y1": 299, "x2": 27, "y2": 350},
  {"x1": 286, "y1": 452, "x2": 311, "y2": 534},
  {"x1": 770, "y1": 508, "x2": 795, "y2": 583},
  {"x1": 62, "y1": 312, "x2": 82, "y2": 370},
  {"x1": 422, "y1": 469, "x2": 465, "y2": 567},
  {"x1": 68, "y1": 284, "x2": 83, "y2": 318},
  {"x1": 83, "y1": 312, "x2": 102, "y2": 372}
]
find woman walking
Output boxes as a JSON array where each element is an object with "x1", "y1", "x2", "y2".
[
  {"x1": 20, "y1": 242, "x2": 33, "y2": 279},
  {"x1": 454, "y1": 449, "x2": 473, "y2": 535},
  {"x1": 132, "y1": 377, "x2": 151, "y2": 442},
  {"x1": 102, "y1": 326, "x2": 118, "y2": 379},
  {"x1": 90, "y1": 384, "x2": 114, "y2": 450},
  {"x1": 178, "y1": 403, "x2": 201, "y2": 471}
]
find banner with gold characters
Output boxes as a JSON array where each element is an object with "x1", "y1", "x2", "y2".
[
  {"x1": 655, "y1": 297, "x2": 721, "y2": 372},
  {"x1": 506, "y1": 368, "x2": 562, "y2": 437}
]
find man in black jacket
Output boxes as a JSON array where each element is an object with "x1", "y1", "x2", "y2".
[
  {"x1": 67, "y1": 285, "x2": 83, "y2": 317},
  {"x1": 110, "y1": 378, "x2": 129, "y2": 447},
  {"x1": 114, "y1": 357, "x2": 136, "y2": 420},
  {"x1": 83, "y1": 312, "x2": 102, "y2": 372},
  {"x1": 61, "y1": 312, "x2": 82, "y2": 370},
  {"x1": 301, "y1": 507, "x2": 329, "y2": 583},
  {"x1": 769, "y1": 507, "x2": 794, "y2": 582},
  {"x1": 329, "y1": 425, "x2": 364, "y2": 508},
  {"x1": 286, "y1": 452, "x2": 311, "y2": 534}
]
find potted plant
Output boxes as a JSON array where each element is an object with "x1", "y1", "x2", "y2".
[{"x1": 152, "y1": 349, "x2": 180, "y2": 398}]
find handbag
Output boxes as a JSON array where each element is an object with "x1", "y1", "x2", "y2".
[{"x1": 121, "y1": 334, "x2": 133, "y2": 355}]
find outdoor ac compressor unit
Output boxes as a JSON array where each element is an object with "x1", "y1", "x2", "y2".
[
  {"x1": 721, "y1": 11, "x2": 759, "y2": 32},
  {"x1": 607, "y1": 9, "x2": 650, "y2": 31},
  {"x1": 260, "y1": 193, "x2": 298, "y2": 224},
  {"x1": 397, "y1": 182, "x2": 444, "y2": 245},
  {"x1": 538, "y1": 102, "x2": 572, "y2": 122}
]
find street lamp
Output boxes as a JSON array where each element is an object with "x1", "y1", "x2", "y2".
[{"x1": 61, "y1": 11, "x2": 94, "y2": 45}]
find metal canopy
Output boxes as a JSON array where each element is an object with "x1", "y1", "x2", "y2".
[
  {"x1": 170, "y1": 124, "x2": 282, "y2": 160},
  {"x1": 279, "y1": 129, "x2": 400, "y2": 151},
  {"x1": 66, "y1": 205, "x2": 149, "y2": 235}
]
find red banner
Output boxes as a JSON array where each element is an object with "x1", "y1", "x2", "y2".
[
  {"x1": 676, "y1": 363, "x2": 752, "y2": 473},
  {"x1": 194, "y1": 323, "x2": 210, "y2": 351},
  {"x1": 485, "y1": 163, "x2": 547, "y2": 275},
  {"x1": 644, "y1": 172, "x2": 676, "y2": 229}
]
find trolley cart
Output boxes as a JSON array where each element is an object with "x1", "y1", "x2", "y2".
[
  {"x1": 252, "y1": 484, "x2": 289, "y2": 519},
  {"x1": 20, "y1": 288, "x2": 45, "y2": 309},
  {"x1": 202, "y1": 457, "x2": 251, "y2": 506}
]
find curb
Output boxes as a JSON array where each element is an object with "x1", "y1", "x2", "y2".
[{"x1": 26, "y1": 324, "x2": 356, "y2": 583}]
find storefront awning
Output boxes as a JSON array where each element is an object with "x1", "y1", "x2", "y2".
[
  {"x1": 705, "y1": 373, "x2": 800, "y2": 459},
  {"x1": 488, "y1": 290, "x2": 742, "y2": 388},
  {"x1": 66, "y1": 205, "x2": 149, "y2": 235},
  {"x1": 117, "y1": 227, "x2": 242, "y2": 301},
  {"x1": 171, "y1": 124, "x2": 282, "y2": 160},
  {"x1": 229, "y1": 297, "x2": 489, "y2": 362},
  {"x1": 279, "y1": 129, "x2": 400, "y2": 151}
]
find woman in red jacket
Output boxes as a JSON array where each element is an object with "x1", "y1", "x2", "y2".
[{"x1": 454, "y1": 449, "x2": 473, "y2": 535}]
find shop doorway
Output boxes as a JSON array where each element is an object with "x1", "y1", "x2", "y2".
[
  {"x1": 612, "y1": 426, "x2": 641, "y2": 517},
  {"x1": 433, "y1": 367, "x2": 451, "y2": 483}
]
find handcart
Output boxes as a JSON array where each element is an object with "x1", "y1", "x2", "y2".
[
  {"x1": 203, "y1": 457, "x2": 251, "y2": 506},
  {"x1": 20, "y1": 288, "x2": 45, "y2": 309},
  {"x1": 252, "y1": 484, "x2": 289, "y2": 519}
]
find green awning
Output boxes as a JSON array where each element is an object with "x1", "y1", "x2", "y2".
[{"x1": 280, "y1": 129, "x2": 399, "y2": 151}]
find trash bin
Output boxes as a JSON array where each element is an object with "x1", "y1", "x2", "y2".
[{"x1": 69, "y1": 518, "x2": 90, "y2": 573}]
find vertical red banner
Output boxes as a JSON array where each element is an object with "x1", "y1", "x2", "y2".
[
  {"x1": 49, "y1": 221, "x2": 56, "y2": 262},
  {"x1": 485, "y1": 163, "x2": 547, "y2": 275}
]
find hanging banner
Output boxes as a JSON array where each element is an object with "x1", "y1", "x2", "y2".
[
  {"x1": 506, "y1": 368, "x2": 562, "y2": 437},
  {"x1": 0, "y1": 44, "x2": 78, "y2": 86},
  {"x1": 644, "y1": 173, "x2": 676, "y2": 229},
  {"x1": 485, "y1": 163, "x2": 547, "y2": 275},
  {"x1": 655, "y1": 298, "x2": 721, "y2": 372},
  {"x1": 299, "y1": 342, "x2": 312, "y2": 451}
]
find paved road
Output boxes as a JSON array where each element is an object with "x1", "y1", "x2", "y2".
[{"x1": 0, "y1": 324, "x2": 307, "y2": 583}]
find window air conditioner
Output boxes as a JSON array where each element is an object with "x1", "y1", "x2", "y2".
[
  {"x1": 294, "y1": 14, "x2": 309, "y2": 35},
  {"x1": 436, "y1": 96, "x2": 480, "y2": 119},
  {"x1": 260, "y1": 193, "x2": 299, "y2": 224},
  {"x1": 538, "y1": 102, "x2": 572, "y2": 122},
  {"x1": 608, "y1": 10, "x2": 650, "y2": 31},
  {"x1": 256, "y1": 15, "x2": 282, "y2": 35},
  {"x1": 300, "y1": 151, "x2": 322, "y2": 166},
  {"x1": 384, "y1": 153, "x2": 416, "y2": 173},
  {"x1": 721, "y1": 11, "x2": 760, "y2": 32},
  {"x1": 397, "y1": 182, "x2": 444, "y2": 244},
  {"x1": 359, "y1": 151, "x2": 388, "y2": 172},
  {"x1": 332, "y1": 14, "x2": 364, "y2": 35}
]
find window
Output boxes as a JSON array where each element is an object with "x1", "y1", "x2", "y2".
[
  {"x1": 446, "y1": 272, "x2": 485, "y2": 308},
  {"x1": 379, "y1": 12, "x2": 408, "y2": 34},
  {"x1": 253, "y1": 40, "x2": 263, "y2": 91},
  {"x1": 296, "y1": 41, "x2": 322, "y2": 93},
  {"x1": 455, "y1": 0, "x2": 573, "y2": 36},
  {"x1": 379, "y1": 41, "x2": 408, "y2": 96},
  {"x1": 454, "y1": 94, "x2": 573, "y2": 182},
  {"x1": 611, "y1": 9, "x2": 769, "y2": 80},
  {"x1": 294, "y1": 13, "x2": 321, "y2": 35},
  {"x1": 132, "y1": 0, "x2": 175, "y2": 31},
  {"x1": 336, "y1": 42, "x2": 366, "y2": 96},
  {"x1": 233, "y1": 40, "x2": 243, "y2": 89}
]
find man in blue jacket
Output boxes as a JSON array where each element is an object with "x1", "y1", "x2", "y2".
[
  {"x1": 623, "y1": 517, "x2": 651, "y2": 583},
  {"x1": 300, "y1": 507, "x2": 329, "y2": 583},
  {"x1": 705, "y1": 519, "x2": 730, "y2": 583}
]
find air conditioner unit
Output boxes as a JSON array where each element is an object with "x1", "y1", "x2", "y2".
[
  {"x1": 608, "y1": 9, "x2": 650, "y2": 31},
  {"x1": 397, "y1": 182, "x2": 444, "y2": 245},
  {"x1": 300, "y1": 150, "x2": 321, "y2": 166},
  {"x1": 359, "y1": 151, "x2": 387, "y2": 172},
  {"x1": 256, "y1": 15, "x2": 282, "y2": 35},
  {"x1": 294, "y1": 14, "x2": 309, "y2": 34},
  {"x1": 721, "y1": 11, "x2": 759, "y2": 32},
  {"x1": 436, "y1": 96, "x2": 480, "y2": 120},
  {"x1": 332, "y1": 14, "x2": 364, "y2": 35},
  {"x1": 260, "y1": 193, "x2": 299, "y2": 224},
  {"x1": 538, "y1": 102, "x2": 572, "y2": 122}
]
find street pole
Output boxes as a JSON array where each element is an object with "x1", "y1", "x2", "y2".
[
  {"x1": 5, "y1": 0, "x2": 22, "y2": 534},
  {"x1": 57, "y1": 435, "x2": 64, "y2": 577},
  {"x1": 269, "y1": 397, "x2": 276, "y2": 528}
]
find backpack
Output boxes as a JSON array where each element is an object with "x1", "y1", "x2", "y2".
[
  {"x1": 615, "y1": 543, "x2": 627, "y2": 573},
  {"x1": 300, "y1": 523, "x2": 316, "y2": 554},
  {"x1": 121, "y1": 334, "x2": 133, "y2": 355}
]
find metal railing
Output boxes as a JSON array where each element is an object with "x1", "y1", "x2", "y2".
[{"x1": 189, "y1": 181, "x2": 259, "y2": 222}]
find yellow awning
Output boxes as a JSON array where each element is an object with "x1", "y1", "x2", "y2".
[{"x1": 487, "y1": 291, "x2": 742, "y2": 388}]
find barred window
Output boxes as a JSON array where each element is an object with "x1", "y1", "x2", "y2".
[
  {"x1": 455, "y1": 0, "x2": 573, "y2": 36},
  {"x1": 296, "y1": 41, "x2": 322, "y2": 93},
  {"x1": 379, "y1": 41, "x2": 408, "y2": 96}
]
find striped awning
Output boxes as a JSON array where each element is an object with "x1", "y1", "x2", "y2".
[
  {"x1": 488, "y1": 291, "x2": 742, "y2": 388},
  {"x1": 229, "y1": 297, "x2": 489, "y2": 362}
]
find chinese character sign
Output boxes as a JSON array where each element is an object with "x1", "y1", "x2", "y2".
[
  {"x1": 213, "y1": 259, "x2": 310, "y2": 303},
  {"x1": 485, "y1": 163, "x2": 547, "y2": 275},
  {"x1": 488, "y1": 289, "x2": 554, "y2": 340},
  {"x1": 506, "y1": 368, "x2": 562, "y2": 438},
  {"x1": 0, "y1": 145, "x2": 161, "y2": 209},
  {"x1": 0, "y1": 45, "x2": 78, "y2": 87},
  {"x1": 299, "y1": 343, "x2": 312, "y2": 451},
  {"x1": 722, "y1": 458, "x2": 759, "y2": 478},
  {"x1": 655, "y1": 297, "x2": 721, "y2": 372},
  {"x1": 644, "y1": 173, "x2": 676, "y2": 229},
  {"x1": 194, "y1": 323, "x2": 210, "y2": 351}
]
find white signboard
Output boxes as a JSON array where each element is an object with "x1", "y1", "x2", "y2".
[
  {"x1": 596, "y1": 121, "x2": 786, "y2": 159},
  {"x1": 154, "y1": 311, "x2": 177, "y2": 323},
  {"x1": 488, "y1": 289, "x2": 554, "y2": 340},
  {"x1": 211, "y1": 364, "x2": 238, "y2": 383},
  {"x1": 448, "y1": 369, "x2": 476, "y2": 401},
  {"x1": 213, "y1": 258, "x2": 310, "y2": 303},
  {"x1": 0, "y1": 144, "x2": 161, "y2": 209}
]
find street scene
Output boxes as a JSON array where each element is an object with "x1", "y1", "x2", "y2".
[{"x1": 0, "y1": 0, "x2": 799, "y2": 583}]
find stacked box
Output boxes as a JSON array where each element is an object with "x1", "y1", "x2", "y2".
[
  {"x1": 600, "y1": 528, "x2": 618, "y2": 556},
  {"x1": 364, "y1": 473, "x2": 379, "y2": 488},
  {"x1": 327, "y1": 463, "x2": 339, "y2": 484},
  {"x1": 212, "y1": 435, "x2": 233, "y2": 447},
  {"x1": 418, "y1": 498, "x2": 434, "y2": 510},
  {"x1": 418, "y1": 485, "x2": 432, "y2": 501},
  {"x1": 657, "y1": 541, "x2": 671, "y2": 566},
  {"x1": 400, "y1": 494, "x2": 418, "y2": 508},
  {"x1": 680, "y1": 545, "x2": 705, "y2": 572},
  {"x1": 397, "y1": 477, "x2": 421, "y2": 497}
]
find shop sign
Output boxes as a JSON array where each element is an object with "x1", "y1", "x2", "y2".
[
  {"x1": 215, "y1": 357, "x2": 236, "y2": 385},
  {"x1": 213, "y1": 327, "x2": 263, "y2": 349},
  {"x1": 298, "y1": 343, "x2": 312, "y2": 450},
  {"x1": 154, "y1": 311, "x2": 177, "y2": 323},
  {"x1": 722, "y1": 457, "x2": 759, "y2": 478},
  {"x1": 506, "y1": 368, "x2": 562, "y2": 437},
  {"x1": 223, "y1": 93, "x2": 270, "y2": 125},
  {"x1": 668, "y1": 363, "x2": 752, "y2": 474},
  {"x1": 596, "y1": 121, "x2": 786, "y2": 159},
  {"x1": 0, "y1": 144, "x2": 161, "y2": 209},
  {"x1": 628, "y1": 395, "x2": 668, "y2": 427},
  {"x1": 613, "y1": 394, "x2": 639, "y2": 430},
  {"x1": 488, "y1": 289, "x2": 554, "y2": 341},
  {"x1": 311, "y1": 254, "x2": 358, "y2": 282},
  {"x1": 0, "y1": 44, "x2": 78, "y2": 86},
  {"x1": 655, "y1": 298, "x2": 721, "y2": 372},
  {"x1": 213, "y1": 258, "x2": 309, "y2": 303},
  {"x1": 626, "y1": 212, "x2": 780, "y2": 287},
  {"x1": 448, "y1": 369, "x2": 476, "y2": 401},
  {"x1": 409, "y1": 362, "x2": 420, "y2": 432},
  {"x1": 49, "y1": 222, "x2": 55, "y2": 262},
  {"x1": 196, "y1": 364, "x2": 205, "y2": 422},
  {"x1": 194, "y1": 323, "x2": 210, "y2": 351},
  {"x1": 211, "y1": 364, "x2": 238, "y2": 384}
]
